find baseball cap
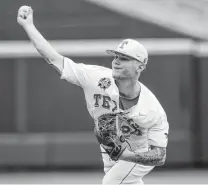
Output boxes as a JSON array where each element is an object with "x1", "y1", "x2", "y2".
[{"x1": 106, "y1": 39, "x2": 148, "y2": 65}]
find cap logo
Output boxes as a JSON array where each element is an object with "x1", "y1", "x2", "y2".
[{"x1": 119, "y1": 40, "x2": 129, "y2": 49}]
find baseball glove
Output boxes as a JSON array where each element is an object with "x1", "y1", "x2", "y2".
[{"x1": 94, "y1": 113, "x2": 130, "y2": 161}]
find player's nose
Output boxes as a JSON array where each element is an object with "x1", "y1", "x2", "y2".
[{"x1": 112, "y1": 57, "x2": 120, "y2": 66}]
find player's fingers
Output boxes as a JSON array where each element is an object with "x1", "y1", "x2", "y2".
[
  {"x1": 25, "y1": 6, "x2": 33, "y2": 15},
  {"x1": 18, "y1": 12, "x2": 26, "y2": 19},
  {"x1": 17, "y1": 16, "x2": 24, "y2": 23},
  {"x1": 18, "y1": 6, "x2": 33, "y2": 19},
  {"x1": 18, "y1": 5, "x2": 31, "y2": 13},
  {"x1": 18, "y1": 8, "x2": 26, "y2": 19}
]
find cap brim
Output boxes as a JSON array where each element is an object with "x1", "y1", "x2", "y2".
[
  {"x1": 106, "y1": 49, "x2": 120, "y2": 55},
  {"x1": 106, "y1": 49, "x2": 144, "y2": 64},
  {"x1": 106, "y1": 49, "x2": 134, "y2": 60}
]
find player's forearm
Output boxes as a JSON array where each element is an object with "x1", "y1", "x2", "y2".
[
  {"x1": 134, "y1": 147, "x2": 166, "y2": 166},
  {"x1": 121, "y1": 147, "x2": 166, "y2": 166},
  {"x1": 24, "y1": 24, "x2": 62, "y2": 65}
]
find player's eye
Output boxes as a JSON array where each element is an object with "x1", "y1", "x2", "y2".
[
  {"x1": 114, "y1": 55, "x2": 129, "y2": 61},
  {"x1": 119, "y1": 57, "x2": 129, "y2": 61}
]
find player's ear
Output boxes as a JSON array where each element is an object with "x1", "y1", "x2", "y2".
[{"x1": 136, "y1": 64, "x2": 145, "y2": 72}]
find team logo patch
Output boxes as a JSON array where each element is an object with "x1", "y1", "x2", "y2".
[{"x1": 98, "y1": 77, "x2": 111, "y2": 90}]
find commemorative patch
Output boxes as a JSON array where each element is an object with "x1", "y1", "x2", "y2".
[{"x1": 98, "y1": 77, "x2": 111, "y2": 90}]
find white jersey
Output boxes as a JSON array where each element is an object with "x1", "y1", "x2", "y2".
[{"x1": 61, "y1": 57, "x2": 169, "y2": 180}]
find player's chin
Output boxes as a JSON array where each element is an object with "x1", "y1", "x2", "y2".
[{"x1": 112, "y1": 71, "x2": 122, "y2": 79}]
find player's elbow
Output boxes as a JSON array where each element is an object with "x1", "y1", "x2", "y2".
[
  {"x1": 155, "y1": 153, "x2": 166, "y2": 166},
  {"x1": 156, "y1": 160, "x2": 165, "y2": 166},
  {"x1": 42, "y1": 53, "x2": 64, "y2": 73},
  {"x1": 47, "y1": 53, "x2": 63, "y2": 65}
]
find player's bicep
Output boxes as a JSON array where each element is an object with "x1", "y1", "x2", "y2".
[
  {"x1": 52, "y1": 57, "x2": 65, "y2": 73},
  {"x1": 37, "y1": 45, "x2": 64, "y2": 73}
]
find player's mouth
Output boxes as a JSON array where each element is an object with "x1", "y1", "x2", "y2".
[{"x1": 113, "y1": 66, "x2": 122, "y2": 70}]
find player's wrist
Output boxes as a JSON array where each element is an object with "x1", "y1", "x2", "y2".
[{"x1": 23, "y1": 23, "x2": 35, "y2": 30}]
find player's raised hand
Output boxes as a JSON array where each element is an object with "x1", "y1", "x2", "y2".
[{"x1": 17, "y1": 6, "x2": 33, "y2": 28}]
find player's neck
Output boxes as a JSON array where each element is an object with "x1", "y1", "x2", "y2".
[{"x1": 115, "y1": 78, "x2": 141, "y2": 99}]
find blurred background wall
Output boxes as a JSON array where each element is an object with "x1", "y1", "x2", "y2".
[{"x1": 0, "y1": 0, "x2": 207, "y2": 170}]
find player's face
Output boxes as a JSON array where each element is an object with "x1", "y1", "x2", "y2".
[{"x1": 112, "y1": 54, "x2": 142, "y2": 79}]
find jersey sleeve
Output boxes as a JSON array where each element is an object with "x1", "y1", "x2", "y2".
[
  {"x1": 148, "y1": 116, "x2": 169, "y2": 148},
  {"x1": 60, "y1": 57, "x2": 94, "y2": 87}
]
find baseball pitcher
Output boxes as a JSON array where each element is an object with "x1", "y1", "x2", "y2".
[{"x1": 17, "y1": 6, "x2": 169, "y2": 185}]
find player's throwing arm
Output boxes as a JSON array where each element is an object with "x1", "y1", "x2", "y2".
[{"x1": 17, "y1": 6, "x2": 64, "y2": 72}]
